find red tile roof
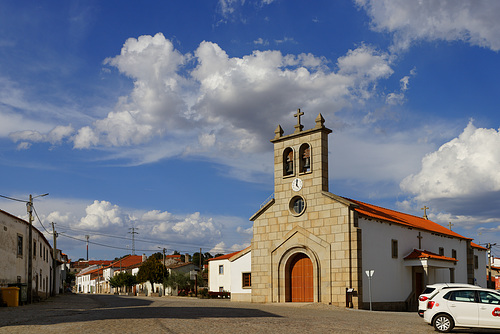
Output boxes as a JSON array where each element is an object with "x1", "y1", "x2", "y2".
[
  {"x1": 344, "y1": 198, "x2": 471, "y2": 241},
  {"x1": 404, "y1": 249, "x2": 457, "y2": 262},
  {"x1": 471, "y1": 242, "x2": 487, "y2": 250},
  {"x1": 208, "y1": 250, "x2": 242, "y2": 261},
  {"x1": 107, "y1": 255, "x2": 144, "y2": 269}
]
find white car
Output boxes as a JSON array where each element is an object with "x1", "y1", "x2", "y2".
[
  {"x1": 423, "y1": 287, "x2": 500, "y2": 332},
  {"x1": 417, "y1": 283, "x2": 478, "y2": 317}
]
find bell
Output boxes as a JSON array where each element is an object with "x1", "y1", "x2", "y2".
[
  {"x1": 303, "y1": 157, "x2": 310, "y2": 169},
  {"x1": 286, "y1": 162, "x2": 294, "y2": 174}
]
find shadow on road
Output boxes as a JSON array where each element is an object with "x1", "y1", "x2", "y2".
[{"x1": 0, "y1": 294, "x2": 282, "y2": 329}]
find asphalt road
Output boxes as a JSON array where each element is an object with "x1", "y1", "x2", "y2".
[{"x1": 0, "y1": 293, "x2": 492, "y2": 333}]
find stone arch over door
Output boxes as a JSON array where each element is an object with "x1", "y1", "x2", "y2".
[
  {"x1": 271, "y1": 226, "x2": 331, "y2": 303},
  {"x1": 277, "y1": 246, "x2": 320, "y2": 302}
]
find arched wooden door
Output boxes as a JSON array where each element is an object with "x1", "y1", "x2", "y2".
[{"x1": 290, "y1": 253, "x2": 313, "y2": 302}]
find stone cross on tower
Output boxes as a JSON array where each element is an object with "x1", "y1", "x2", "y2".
[
  {"x1": 294, "y1": 109, "x2": 304, "y2": 133},
  {"x1": 421, "y1": 206, "x2": 429, "y2": 220},
  {"x1": 417, "y1": 232, "x2": 423, "y2": 249}
]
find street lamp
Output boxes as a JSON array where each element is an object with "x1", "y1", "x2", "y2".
[{"x1": 27, "y1": 193, "x2": 48, "y2": 303}]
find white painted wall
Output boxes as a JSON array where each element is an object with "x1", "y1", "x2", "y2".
[
  {"x1": 474, "y1": 248, "x2": 487, "y2": 287},
  {"x1": 208, "y1": 259, "x2": 231, "y2": 292},
  {"x1": 0, "y1": 210, "x2": 53, "y2": 298},
  {"x1": 230, "y1": 251, "x2": 251, "y2": 295},
  {"x1": 359, "y1": 217, "x2": 472, "y2": 303}
]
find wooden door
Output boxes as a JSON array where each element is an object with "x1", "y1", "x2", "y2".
[
  {"x1": 290, "y1": 253, "x2": 313, "y2": 302},
  {"x1": 415, "y1": 272, "x2": 423, "y2": 297}
]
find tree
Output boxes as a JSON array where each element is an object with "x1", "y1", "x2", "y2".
[
  {"x1": 192, "y1": 252, "x2": 214, "y2": 269},
  {"x1": 65, "y1": 272, "x2": 75, "y2": 285},
  {"x1": 150, "y1": 252, "x2": 163, "y2": 261},
  {"x1": 192, "y1": 252, "x2": 202, "y2": 268},
  {"x1": 137, "y1": 256, "x2": 168, "y2": 284},
  {"x1": 164, "y1": 271, "x2": 193, "y2": 295},
  {"x1": 109, "y1": 271, "x2": 138, "y2": 290}
]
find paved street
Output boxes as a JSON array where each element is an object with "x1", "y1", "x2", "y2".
[{"x1": 0, "y1": 293, "x2": 480, "y2": 334}]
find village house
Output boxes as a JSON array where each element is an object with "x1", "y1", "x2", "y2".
[
  {"x1": 246, "y1": 110, "x2": 487, "y2": 310},
  {"x1": 208, "y1": 247, "x2": 251, "y2": 301},
  {"x1": 0, "y1": 208, "x2": 66, "y2": 302}
]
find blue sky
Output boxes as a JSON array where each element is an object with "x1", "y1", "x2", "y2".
[{"x1": 2, "y1": 0, "x2": 500, "y2": 261}]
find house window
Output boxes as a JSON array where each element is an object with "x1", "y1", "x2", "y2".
[
  {"x1": 474, "y1": 255, "x2": 479, "y2": 269},
  {"x1": 439, "y1": 247, "x2": 444, "y2": 256},
  {"x1": 17, "y1": 234, "x2": 23, "y2": 257},
  {"x1": 242, "y1": 272, "x2": 251, "y2": 288},
  {"x1": 40, "y1": 270, "x2": 42, "y2": 288},
  {"x1": 33, "y1": 241, "x2": 36, "y2": 258},
  {"x1": 219, "y1": 265, "x2": 224, "y2": 275},
  {"x1": 391, "y1": 239, "x2": 398, "y2": 258},
  {"x1": 452, "y1": 249, "x2": 457, "y2": 260}
]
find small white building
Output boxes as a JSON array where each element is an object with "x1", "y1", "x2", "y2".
[{"x1": 208, "y1": 247, "x2": 251, "y2": 301}]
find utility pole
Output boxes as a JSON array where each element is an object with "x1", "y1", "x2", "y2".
[
  {"x1": 52, "y1": 222, "x2": 58, "y2": 297},
  {"x1": 199, "y1": 248, "x2": 202, "y2": 270},
  {"x1": 163, "y1": 248, "x2": 166, "y2": 267},
  {"x1": 27, "y1": 195, "x2": 33, "y2": 304},
  {"x1": 26, "y1": 193, "x2": 48, "y2": 304},
  {"x1": 128, "y1": 227, "x2": 138, "y2": 255},
  {"x1": 86, "y1": 235, "x2": 89, "y2": 261},
  {"x1": 487, "y1": 243, "x2": 497, "y2": 289}
]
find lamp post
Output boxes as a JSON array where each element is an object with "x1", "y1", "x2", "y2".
[{"x1": 27, "y1": 193, "x2": 48, "y2": 303}]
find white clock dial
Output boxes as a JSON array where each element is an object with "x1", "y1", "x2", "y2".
[{"x1": 291, "y1": 178, "x2": 303, "y2": 191}]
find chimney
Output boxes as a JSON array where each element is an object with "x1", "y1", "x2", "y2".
[{"x1": 142, "y1": 253, "x2": 147, "y2": 262}]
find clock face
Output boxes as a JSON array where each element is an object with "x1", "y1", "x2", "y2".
[{"x1": 292, "y1": 178, "x2": 303, "y2": 191}]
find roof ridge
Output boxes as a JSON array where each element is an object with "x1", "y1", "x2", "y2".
[{"x1": 342, "y1": 196, "x2": 472, "y2": 241}]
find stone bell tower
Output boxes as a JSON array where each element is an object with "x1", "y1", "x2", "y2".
[
  {"x1": 251, "y1": 109, "x2": 348, "y2": 305},
  {"x1": 270, "y1": 109, "x2": 332, "y2": 217}
]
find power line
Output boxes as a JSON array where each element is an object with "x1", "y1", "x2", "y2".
[
  {"x1": 32, "y1": 205, "x2": 51, "y2": 235},
  {"x1": 55, "y1": 222, "x2": 227, "y2": 251},
  {"x1": 58, "y1": 232, "x2": 159, "y2": 252},
  {"x1": 0, "y1": 194, "x2": 28, "y2": 203}
]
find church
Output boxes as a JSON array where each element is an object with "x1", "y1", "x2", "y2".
[{"x1": 248, "y1": 110, "x2": 486, "y2": 311}]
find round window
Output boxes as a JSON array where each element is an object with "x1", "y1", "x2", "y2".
[{"x1": 289, "y1": 196, "x2": 306, "y2": 216}]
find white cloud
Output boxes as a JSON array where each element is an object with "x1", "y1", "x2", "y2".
[
  {"x1": 210, "y1": 241, "x2": 227, "y2": 254},
  {"x1": 254, "y1": 38, "x2": 269, "y2": 46},
  {"x1": 385, "y1": 68, "x2": 416, "y2": 105},
  {"x1": 0, "y1": 196, "x2": 242, "y2": 259},
  {"x1": 357, "y1": 0, "x2": 500, "y2": 52},
  {"x1": 9, "y1": 125, "x2": 74, "y2": 146},
  {"x1": 237, "y1": 226, "x2": 253, "y2": 235},
  {"x1": 401, "y1": 121, "x2": 500, "y2": 201},
  {"x1": 218, "y1": 0, "x2": 275, "y2": 19},
  {"x1": 10, "y1": 34, "x2": 398, "y2": 182},
  {"x1": 76, "y1": 200, "x2": 126, "y2": 230}
]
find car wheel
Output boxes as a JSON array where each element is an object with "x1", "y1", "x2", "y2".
[{"x1": 433, "y1": 314, "x2": 454, "y2": 333}]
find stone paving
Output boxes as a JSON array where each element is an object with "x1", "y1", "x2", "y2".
[{"x1": 0, "y1": 293, "x2": 448, "y2": 333}]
